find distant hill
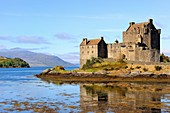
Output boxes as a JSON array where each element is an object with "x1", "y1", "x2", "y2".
[
  {"x1": 0, "y1": 48, "x2": 75, "y2": 67},
  {"x1": 0, "y1": 56, "x2": 30, "y2": 68}
]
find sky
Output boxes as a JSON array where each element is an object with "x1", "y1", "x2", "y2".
[{"x1": 0, "y1": 0, "x2": 170, "y2": 64}]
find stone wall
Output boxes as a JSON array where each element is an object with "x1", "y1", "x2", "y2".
[
  {"x1": 80, "y1": 39, "x2": 107, "y2": 68},
  {"x1": 107, "y1": 43, "x2": 122, "y2": 60},
  {"x1": 135, "y1": 49, "x2": 160, "y2": 62},
  {"x1": 107, "y1": 43, "x2": 160, "y2": 63},
  {"x1": 80, "y1": 45, "x2": 98, "y2": 68}
]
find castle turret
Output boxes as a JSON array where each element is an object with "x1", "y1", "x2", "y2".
[
  {"x1": 149, "y1": 19, "x2": 153, "y2": 24},
  {"x1": 129, "y1": 22, "x2": 135, "y2": 26},
  {"x1": 83, "y1": 38, "x2": 87, "y2": 45}
]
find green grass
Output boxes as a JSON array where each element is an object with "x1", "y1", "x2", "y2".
[
  {"x1": 82, "y1": 60, "x2": 127, "y2": 72},
  {"x1": 52, "y1": 66, "x2": 70, "y2": 73}
]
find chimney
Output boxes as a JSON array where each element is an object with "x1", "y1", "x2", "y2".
[
  {"x1": 83, "y1": 38, "x2": 87, "y2": 45},
  {"x1": 100, "y1": 36, "x2": 104, "y2": 40},
  {"x1": 129, "y1": 22, "x2": 135, "y2": 26},
  {"x1": 149, "y1": 19, "x2": 153, "y2": 24}
]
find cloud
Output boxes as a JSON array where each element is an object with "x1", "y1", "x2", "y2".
[
  {"x1": 10, "y1": 47, "x2": 49, "y2": 51},
  {"x1": 0, "y1": 35, "x2": 50, "y2": 44},
  {"x1": 74, "y1": 45, "x2": 79, "y2": 48},
  {"x1": 58, "y1": 52, "x2": 80, "y2": 64},
  {"x1": 0, "y1": 36, "x2": 12, "y2": 40},
  {"x1": 26, "y1": 47, "x2": 49, "y2": 51},
  {"x1": 0, "y1": 45, "x2": 6, "y2": 49},
  {"x1": 161, "y1": 36, "x2": 170, "y2": 40},
  {"x1": 54, "y1": 33, "x2": 75, "y2": 40},
  {"x1": 54, "y1": 33, "x2": 80, "y2": 43},
  {"x1": 155, "y1": 22, "x2": 165, "y2": 28},
  {"x1": 16, "y1": 36, "x2": 49, "y2": 44},
  {"x1": 161, "y1": 49, "x2": 170, "y2": 56}
]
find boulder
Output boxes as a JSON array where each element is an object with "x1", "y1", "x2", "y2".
[
  {"x1": 53, "y1": 66, "x2": 65, "y2": 71},
  {"x1": 129, "y1": 71, "x2": 140, "y2": 77},
  {"x1": 165, "y1": 72, "x2": 170, "y2": 76},
  {"x1": 140, "y1": 72, "x2": 153, "y2": 77},
  {"x1": 48, "y1": 70, "x2": 59, "y2": 75},
  {"x1": 97, "y1": 70, "x2": 107, "y2": 74},
  {"x1": 42, "y1": 68, "x2": 52, "y2": 74}
]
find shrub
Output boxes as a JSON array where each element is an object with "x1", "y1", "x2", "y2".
[
  {"x1": 125, "y1": 66, "x2": 128, "y2": 69},
  {"x1": 130, "y1": 67, "x2": 134, "y2": 70},
  {"x1": 0, "y1": 58, "x2": 30, "y2": 68},
  {"x1": 53, "y1": 66, "x2": 65, "y2": 71},
  {"x1": 160, "y1": 53, "x2": 170, "y2": 63},
  {"x1": 118, "y1": 59, "x2": 126, "y2": 64},
  {"x1": 143, "y1": 68, "x2": 148, "y2": 72},
  {"x1": 136, "y1": 66, "x2": 141, "y2": 69},
  {"x1": 155, "y1": 66, "x2": 162, "y2": 71},
  {"x1": 82, "y1": 57, "x2": 104, "y2": 69},
  {"x1": 122, "y1": 65, "x2": 128, "y2": 69}
]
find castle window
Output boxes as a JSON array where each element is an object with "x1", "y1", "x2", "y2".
[
  {"x1": 87, "y1": 46, "x2": 89, "y2": 48},
  {"x1": 92, "y1": 51, "x2": 93, "y2": 53},
  {"x1": 92, "y1": 46, "x2": 93, "y2": 48},
  {"x1": 82, "y1": 47, "x2": 84, "y2": 49},
  {"x1": 134, "y1": 28, "x2": 136, "y2": 32},
  {"x1": 87, "y1": 51, "x2": 89, "y2": 54},
  {"x1": 82, "y1": 51, "x2": 84, "y2": 54},
  {"x1": 144, "y1": 28, "x2": 148, "y2": 34},
  {"x1": 137, "y1": 27, "x2": 140, "y2": 34}
]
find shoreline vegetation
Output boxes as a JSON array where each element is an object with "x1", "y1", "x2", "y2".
[
  {"x1": 0, "y1": 56, "x2": 30, "y2": 68},
  {"x1": 35, "y1": 58, "x2": 170, "y2": 83}
]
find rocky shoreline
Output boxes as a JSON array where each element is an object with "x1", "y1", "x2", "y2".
[{"x1": 35, "y1": 67, "x2": 170, "y2": 83}]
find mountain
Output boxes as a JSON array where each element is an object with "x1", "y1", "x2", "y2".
[{"x1": 0, "y1": 48, "x2": 75, "y2": 67}]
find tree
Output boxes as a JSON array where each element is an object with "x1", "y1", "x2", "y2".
[{"x1": 160, "y1": 53, "x2": 170, "y2": 63}]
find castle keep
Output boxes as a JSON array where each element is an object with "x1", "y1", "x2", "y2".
[{"x1": 80, "y1": 19, "x2": 161, "y2": 68}]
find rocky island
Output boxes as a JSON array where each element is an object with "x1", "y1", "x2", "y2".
[
  {"x1": 35, "y1": 58, "x2": 170, "y2": 84},
  {"x1": 0, "y1": 56, "x2": 30, "y2": 68}
]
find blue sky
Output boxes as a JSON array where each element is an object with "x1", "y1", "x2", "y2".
[{"x1": 0, "y1": 0, "x2": 170, "y2": 64}]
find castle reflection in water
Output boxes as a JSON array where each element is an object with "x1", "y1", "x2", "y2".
[{"x1": 80, "y1": 83, "x2": 170, "y2": 113}]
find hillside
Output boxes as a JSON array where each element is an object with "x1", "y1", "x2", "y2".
[
  {"x1": 0, "y1": 48, "x2": 75, "y2": 67},
  {"x1": 0, "y1": 56, "x2": 30, "y2": 68}
]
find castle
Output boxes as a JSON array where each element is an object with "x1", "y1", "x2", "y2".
[{"x1": 80, "y1": 19, "x2": 161, "y2": 68}]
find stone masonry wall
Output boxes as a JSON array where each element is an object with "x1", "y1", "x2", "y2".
[{"x1": 80, "y1": 45, "x2": 98, "y2": 68}]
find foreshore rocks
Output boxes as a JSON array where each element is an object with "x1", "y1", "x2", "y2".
[
  {"x1": 35, "y1": 67, "x2": 170, "y2": 79},
  {"x1": 36, "y1": 70, "x2": 107, "y2": 78}
]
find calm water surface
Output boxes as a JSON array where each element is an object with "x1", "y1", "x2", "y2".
[{"x1": 0, "y1": 67, "x2": 170, "y2": 113}]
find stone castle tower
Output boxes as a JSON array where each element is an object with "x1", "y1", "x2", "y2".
[{"x1": 80, "y1": 19, "x2": 161, "y2": 68}]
